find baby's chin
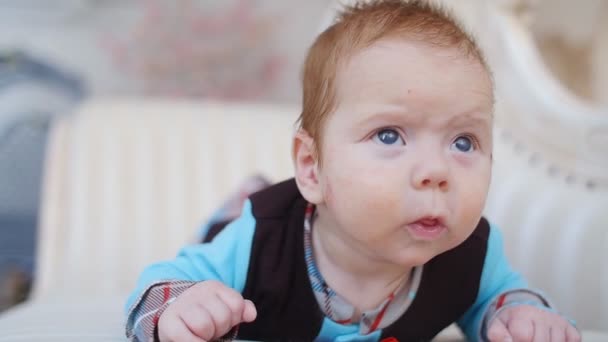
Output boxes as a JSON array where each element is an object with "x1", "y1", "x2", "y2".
[{"x1": 386, "y1": 245, "x2": 448, "y2": 268}]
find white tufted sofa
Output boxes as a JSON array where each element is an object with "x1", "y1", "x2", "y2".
[
  {"x1": 472, "y1": 0, "x2": 608, "y2": 332},
  {"x1": 0, "y1": 97, "x2": 604, "y2": 341}
]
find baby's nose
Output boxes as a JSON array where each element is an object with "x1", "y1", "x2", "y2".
[
  {"x1": 420, "y1": 177, "x2": 448, "y2": 189},
  {"x1": 412, "y1": 158, "x2": 449, "y2": 191}
]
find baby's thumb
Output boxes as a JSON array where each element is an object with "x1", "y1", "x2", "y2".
[
  {"x1": 487, "y1": 318, "x2": 512, "y2": 342},
  {"x1": 241, "y1": 299, "x2": 257, "y2": 323}
]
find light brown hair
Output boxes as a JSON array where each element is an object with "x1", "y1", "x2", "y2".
[{"x1": 297, "y1": 0, "x2": 490, "y2": 160}]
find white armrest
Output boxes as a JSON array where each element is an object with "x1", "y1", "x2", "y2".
[{"x1": 33, "y1": 99, "x2": 298, "y2": 300}]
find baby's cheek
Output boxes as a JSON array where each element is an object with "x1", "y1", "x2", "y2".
[
  {"x1": 327, "y1": 166, "x2": 403, "y2": 222},
  {"x1": 457, "y1": 163, "x2": 490, "y2": 205},
  {"x1": 322, "y1": 181, "x2": 334, "y2": 208},
  {"x1": 353, "y1": 182, "x2": 398, "y2": 212},
  {"x1": 456, "y1": 186, "x2": 488, "y2": 235}
]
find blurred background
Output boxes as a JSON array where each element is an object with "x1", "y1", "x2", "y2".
[
  {"x1": 0, "y1": 0, "x2": 328, "y2": 311},
  {"x1": 0, "y1": 0, "x2": 606, "y2": 336}
]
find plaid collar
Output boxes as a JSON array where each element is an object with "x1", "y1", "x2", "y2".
[{"x1": 303, "y1": 203, "x2": 423, "y2": 334}]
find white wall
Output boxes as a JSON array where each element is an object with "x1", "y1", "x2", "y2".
[{"x1": 0, "y1": 0, "x2": 330, "y2": 104}]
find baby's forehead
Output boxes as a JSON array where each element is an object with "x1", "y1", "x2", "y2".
[
  {"x1": 335, "y1": 41, "x2": 493, "y2": 103},
  {"x1": 343, "y1": 37, "x2": 487, "y2": 72}
]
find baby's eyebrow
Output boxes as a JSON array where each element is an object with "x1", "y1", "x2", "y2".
[
  {"x1": 356, "y1": 110, "x2": 417, "y2": 127},
  {"x1": 446, "y1": 112, "x2": 491, "y2": 129}
]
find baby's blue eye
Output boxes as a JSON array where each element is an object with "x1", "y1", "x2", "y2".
[
  {"x1": 452, "y1": 136, "x2": 474, "y2": 152},
  {"x1": 374, "y1": 129, "x2": 404, "y2": 145}
]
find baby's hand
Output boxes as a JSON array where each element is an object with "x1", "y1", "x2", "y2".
[
  {"x1": 157, "y1": 280, "x2": 257, "y2": 342},
  {"x1": 487, "y1": 304, "x2": 580, "y2": 342}
]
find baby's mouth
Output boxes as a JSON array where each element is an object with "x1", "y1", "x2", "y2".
[
  {"x1": 417, "y1": 217, "x2": 442, "y2": 227},
  {"x1": 406, "y1": 216, "x2": 447, "y2": 240}
]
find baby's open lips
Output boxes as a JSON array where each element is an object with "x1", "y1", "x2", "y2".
[
  {"x1": 410, "y1": 216, "x2": 446, "y2": 228},
  {"x1": 406, "y1": 216, "x2": 448, "y2": 240}
]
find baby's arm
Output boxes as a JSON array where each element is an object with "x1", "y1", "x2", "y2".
[
  {"x1": 457, "y1": 224, "x2": 578, "y2": 341},
  {"x1": 124, "y1": 200, "x2": 257, "y2": 342}
]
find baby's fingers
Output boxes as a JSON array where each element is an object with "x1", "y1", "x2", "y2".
[
  {"x1": 158, "y1": 311, "x2": 206, "y2": 342},
  {"x1": 566, "y1": 324, "x2": 582, "y2": 342},
  {"x1": 216, "y1": 287, "x2": 249, "y2": 326},
  {"x1": 204, "y1": 295, "x2": 234, "y2": 338},
  {"x1": 180, "y1": 304, "x2": 216, "y2": 341},
  {"x1": 242, "y1": 299, "x2": 257, "y2": 322},
  {"x1": 532, "y1": 321, "x2": 550, "y2": 342},
  {"x1": 550, "y1": 325, "x2": 566, "y2": 342},
  {"x1": 216, "y1": 287, "x2": 258, "y2": 325},
  {"x1": 507, "y1": 317, "x2": 534, "y2": 342},
  {"x1": 487, "y1": 318, "x2": 512, "y2": 342}
]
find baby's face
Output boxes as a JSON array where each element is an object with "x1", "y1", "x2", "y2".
[{"x1": 315, "y1": 38, "x2": 494, "y2": 267}]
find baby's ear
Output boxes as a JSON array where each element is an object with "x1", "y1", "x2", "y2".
[{"x1": 292, "y1": 130, "x2": 324, "y2": 204}]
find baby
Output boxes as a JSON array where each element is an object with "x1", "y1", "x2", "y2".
[{"x1": 125, "y1": 1, "x2": 580, "y2": 341}]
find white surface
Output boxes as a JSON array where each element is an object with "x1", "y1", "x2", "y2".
[{"x1": 0, "y1": 296, "x2": 605, "y2": 341}]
